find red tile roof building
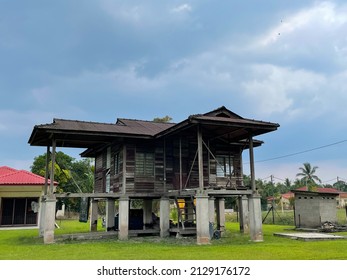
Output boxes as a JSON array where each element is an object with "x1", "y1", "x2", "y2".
[{"x1": 0, "y1": 166, "x2": 56, "y2": 227}]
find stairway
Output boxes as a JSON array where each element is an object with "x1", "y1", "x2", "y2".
[{"x1": 174, "y1": 197, "x2": 196, "y2": 235}]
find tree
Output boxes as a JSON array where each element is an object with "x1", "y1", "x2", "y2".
[
  {"x1": 333, "y1": 180, "x2": 347, "y2": 192},
  {"x1": 31, "y1": 152, "x2": 74, "y2": 193},
  {"x1": 296, "y1": 162, "x2": 321, "y2": 191},
  {"x1": 153, "y1": 115, "x2": 173, "y2": 123},
  {"x1": 31, "y1": 152, "x2": 94, "y2": 212}
]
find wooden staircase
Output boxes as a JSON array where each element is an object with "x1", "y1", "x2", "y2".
[{"x1": 171, "y1": 197, "x2": 196, "y2": 236}]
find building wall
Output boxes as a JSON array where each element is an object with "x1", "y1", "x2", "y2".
[
  {"x1": 294, "y1": 192, "x2": 338, "y2": 228},
  {"x1": 93, "y1": 139, "x2": 245, "y2": 195},
  {"x1": 0, "y1": 185, "x2": 43, "y2": 226}
]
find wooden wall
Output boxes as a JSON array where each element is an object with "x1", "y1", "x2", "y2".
[{"x1": 93, "y1": 138, "x2": 245, "y2": 195}]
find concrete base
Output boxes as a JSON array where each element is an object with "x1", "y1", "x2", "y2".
[
  {"x1": 118, "y1": 197, "x2": 129, "y2": 240},
  {"x1": 43, "y1": 197, "x2": 56, "y2": 244},
  {"x1": 89, "y1": 199, "x2": 98, "y2": 232},
  {"x1": 216, "y1": 198, "x2": 225, "y2": 235},
  {"x1": 38, "y1": 197, "x2": 45, "y2": 237},
  {"x1": 105, "y1": 199, "x2": 115, "y2": 230},
  {"x1": 196, "y1": 194, "x2": 210, "y2": 245},
  {"x1": 239, "y1": 195, "x2": 249, "y2": 234},
  {"x1": 160, "y1": 197, "x2": 170, "y2": 238},
  {"x1": 248, "y1": 194, "x2": 263, "y2": 242}
]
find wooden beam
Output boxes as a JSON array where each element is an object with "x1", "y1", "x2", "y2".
[
  {"x1": 49, "y1": 137, "x2": 56, "y2": 195},
  {"x1": 179, "y1": 137, "x2": 182, "y2": 192},
  {"x1": 248, "y1": 135, "x2": 256, "y2": 193},
  {"x1": 122, "y1": 144, "x2": 127, "y2": 195},
  {"x1": 197, "y1": 126, "x2": 204, "y2": 191},
  {"x1": 44, "y1": 145, "x2": 50, "y2": 195}
]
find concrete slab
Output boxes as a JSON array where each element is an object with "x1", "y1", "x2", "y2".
[{"x1": 274, "y1": 232, "x2": 346, "y2": 241}]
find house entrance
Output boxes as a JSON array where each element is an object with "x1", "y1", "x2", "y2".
[{"x1": 0, "y1": 198, "x2": 38, "y2": 226}]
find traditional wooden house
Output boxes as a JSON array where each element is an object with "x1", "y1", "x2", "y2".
[{"x1": 28, "y1": 106, "x2": 279, "y2": 244}]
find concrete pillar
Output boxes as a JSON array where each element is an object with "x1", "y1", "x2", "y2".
[
  {"x1": 196, "y1": 193, "x2": 210, "y2": 245},
  {"x1": 217, "y1": 198, "x2": 226, "y2": 234},
  {"x1": 239, "y1": 195, "x2": 249, "y2": 233},
  {"x1": 118, "y1": 197, "x2": 130, "y2": 240},
  {"x1": 160, "y1": 197, "x2": 170, "y2": 237},
  {"x1": 106, "y1": 198, "x2": 115, "y2": 231},
  {"x1": 43, "y1": 197, "x2": 56, "y2": 244},
  {"x1": 143, "y1": 199, "x2": 153, "y2": 229},
  {"x1": 248, "y1": 194, "x2": 263, "y2": 242},
  {"x1": 89, "y1": 199, "x2": 98, "y2": 232},
  {"x1": 38, "y1": 197, "x2": 45, "y2": 237},
  {"x1": 185, "y1": 198, "x2": 195, "y2": 224},
  {"x1": 208, "y1": 197, "x2": 215, "y2": 225}
]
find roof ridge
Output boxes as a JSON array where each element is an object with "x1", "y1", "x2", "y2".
[
  {"x1": 53, "y1": 118, "x2": 116, "y2": 126},
  {"x1": 117, "y1": 118, "x2": 176, "y2": 124}
]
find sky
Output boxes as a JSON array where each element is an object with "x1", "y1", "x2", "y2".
[{"x1": 1, "y1": 0, "x2": 347, "y2": 185}]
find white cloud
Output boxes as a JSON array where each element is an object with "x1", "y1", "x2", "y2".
[
  {"x1": 259, "y1": 2, "x2": 347, "y2": 47},
  {"x1": 99, "y1": 1, "x2": 143, "y2": 24},
  {"x1": 99, "y1": 1, "x2": 193, "y2": 28},
  {"x1": 241, "y1": 64, "x2": 326, "y2": 118},
  {"x1": 171, "y1": 4, "x2": 192, "y2": 13}
]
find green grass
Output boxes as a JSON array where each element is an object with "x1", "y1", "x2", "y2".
[{"x1": 1, "y1": 220, "x2": 347, "y2": 260}]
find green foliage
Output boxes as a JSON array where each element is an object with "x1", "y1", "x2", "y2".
[
  {"x1": 333, "y1": 180, "x2": 347, "y2": 192},
  {"x1": 296, "y1": 162, "x2": 322, "y2": 190},
  {"x1": 152, "y1": 115, "x2": 173, "y2": 123},
  {"x1": 31, "y1": 152, "x2": 94, "y2": 212}
]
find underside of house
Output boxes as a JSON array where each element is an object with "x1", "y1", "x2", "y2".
[{"x1": 28, "y1": 106, "x2": 279, "y2": 244}]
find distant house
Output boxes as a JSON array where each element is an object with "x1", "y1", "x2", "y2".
[
  {"x1": 278, "y1": 187, "x2": 347, "y2": 210},
  {"x1": 0, "y1": 166, "x2": 57, "y2": 227}
]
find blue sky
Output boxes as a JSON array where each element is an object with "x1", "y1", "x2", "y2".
[{"x1": 1, "y1": 0, "x2": 347, "y2": 185}]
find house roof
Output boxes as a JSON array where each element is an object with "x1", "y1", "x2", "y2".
[
  {"x1": 278, "y1": 187, "x2": 347, "y2": 200},
  {"x1": 0, "y1": 166, "x2": 56, "y2": 186},
  {"x1": 28, "y1": 106, "x2": 279, "y2": 153},
  {"x1": 0, "y1": 166, "x2": 17, "y2": 176},
  {"x1": 295, "y1": 186, "x2": 343, "y2": 194}
]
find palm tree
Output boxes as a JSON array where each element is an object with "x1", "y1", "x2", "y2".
[{"x1": 296, "y1": 162, "x2": 321, "y2": 191}]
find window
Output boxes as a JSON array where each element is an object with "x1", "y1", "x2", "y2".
[
  {"x1": 136, "y1": 152, "x2": 154, "y2": 176},
  {"x1": 105, "y1": 147, "x2": 111, "y2": 193},
  {"x1": 216, "y1": 155, "x2": 233, "y2": 177},
  {"x1": 114, "y1": 152, "x2": 121, "y2": 174}
]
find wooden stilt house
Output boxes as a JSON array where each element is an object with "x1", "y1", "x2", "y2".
[{"x1": 28, "y1": 106, "x2": 279, "y2": 244}]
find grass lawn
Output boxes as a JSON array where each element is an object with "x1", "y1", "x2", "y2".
[{"x1": 1, "y1": 220, "x2": 347, "y2": 260}]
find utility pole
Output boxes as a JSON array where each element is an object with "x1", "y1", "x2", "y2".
[{"x1": 271, "y1": 175, "x2": 275, "y2": 224}]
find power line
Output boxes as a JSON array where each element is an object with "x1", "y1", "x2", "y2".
[{"x1": 253, "y1": 139, "x2": 347, "y2": 163}]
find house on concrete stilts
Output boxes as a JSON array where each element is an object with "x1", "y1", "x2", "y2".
[{"x1": 28, "y1": 106, "x2": 279, "y2": 244}]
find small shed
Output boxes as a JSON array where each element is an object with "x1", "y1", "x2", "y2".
[
  {"x1": 293, "y1": 189, "x2": 339, "y2": 229},
  {"x1": 0, "y1": 166, "x2": 57, "y2": 227}
]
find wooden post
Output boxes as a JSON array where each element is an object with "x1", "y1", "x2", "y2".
[
  {"x1": 163, "y1": 140, "x2": 167, "y2": 193},
  {"x1": 122, "y1": 144, "x2": 127, "y2": 195},
  {"x1": 179, "y1": 137, "x2": 182, "y2": 192},
  {"x1": 49, "y1": 138, "x2": 56, "y2": 195},
  {"x1": 197, "y1": 126, "x2": 204, "y2": 191},
  {"x1": 248, "y1": 135, "x2": 256, "y2": 193},
  {"x1": 44, "y1": 145, "x2": 50, "y2": 195}
]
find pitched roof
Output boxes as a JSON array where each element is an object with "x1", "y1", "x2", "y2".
[
  {"x1": 295, "y1": 186, "x2": 342, "y2": 194},
  {"x1": 0, "y1": 166, "x2": 55, "y2": 186},
  {"x1": 28, "y1": 106, "x2": 279, "y2": 149},
  {"x1": 0, "y1": 166, "x2": 17, "y2": 176}
]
